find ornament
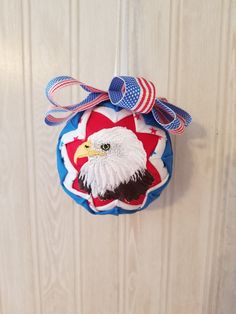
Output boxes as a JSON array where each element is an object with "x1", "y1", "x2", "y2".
[{"x1": 45, "y1": 76, "x2": 191, "y2": 215}]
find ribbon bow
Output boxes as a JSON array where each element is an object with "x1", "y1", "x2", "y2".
[{"x1": 45, "y1": 76, "x2": 192, "y2": 134}]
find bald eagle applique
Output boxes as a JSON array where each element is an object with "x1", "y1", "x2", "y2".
[
  {"x1": 74, "y1": 127, "x2": 154, "y2": 202},
  {"x1": 58, "y1": 103, "x2": 172, "y2": 214}
]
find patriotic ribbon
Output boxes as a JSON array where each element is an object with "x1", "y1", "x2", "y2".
[{"x1": 45, "y1": 76, "x2": 192, "y2": 134}]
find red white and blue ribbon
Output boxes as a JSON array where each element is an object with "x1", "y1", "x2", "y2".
[{"x1": 45, "y1": 76, "x2": 192, "y2": 134}]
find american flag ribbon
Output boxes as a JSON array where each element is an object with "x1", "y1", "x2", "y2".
[{"x1": 45, "y1": 76, "x2": 192, "y2": 134}]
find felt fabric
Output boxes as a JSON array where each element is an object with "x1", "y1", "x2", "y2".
[{"x1": 57, "y1": 101, "x2": 173, "y2": 215}]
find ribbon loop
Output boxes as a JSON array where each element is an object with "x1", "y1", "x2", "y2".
[
  {"x1": 152, "y1": 99, "x2": 192, "y2": 134},
  {"x1": 45, "y1": 75, "x2": 191, "y2": 134},
  {"x1": 108, "y1": 76, "x2": 156, "y2": 113},
  {"x1": 45, "y1": 76, "x2": 109, "y2": 125}
]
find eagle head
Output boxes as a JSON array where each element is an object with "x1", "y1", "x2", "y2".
[{"x1": 74, "y1": 127, "x2": 154, "y2": 201}]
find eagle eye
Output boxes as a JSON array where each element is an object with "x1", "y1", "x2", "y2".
[{"x1": 100, "y1": 143, "x2": 110, "y2": 151}]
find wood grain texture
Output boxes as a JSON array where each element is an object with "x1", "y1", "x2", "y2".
[
  {"x1": 0, "y1": 0, "x2": 235, "y2": 313},
  {"x1": 118, "y1": 2, "x2": 174, "y2": 313},
  {"x1": 29, "y1": 1, "x2": 75, "y2": 313},
  {"x1": 76, "y1": 2, "x2": 119, "y2": 314},
  {"x1": 0, "y1": 1, "x2": 37, "y2": 313}
]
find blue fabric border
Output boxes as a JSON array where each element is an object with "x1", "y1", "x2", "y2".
[{"x1": 56, "y1": 102, "x2": 173, "y2": 215}]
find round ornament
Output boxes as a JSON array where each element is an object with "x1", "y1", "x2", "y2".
[
  {"x1": 57, "y1": 102, "x2": 173, "y2": 215},
  {"x1": 45, "y1": 76, "x2": 191, "y2": 215}
]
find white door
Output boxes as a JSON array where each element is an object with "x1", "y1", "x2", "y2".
[{"x1": 0, "y1": 0, "x2": 235, "y2": 313}]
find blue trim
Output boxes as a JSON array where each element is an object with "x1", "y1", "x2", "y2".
[{"x1": 56, "y1": 102, "x2": 173, "y2": 215}]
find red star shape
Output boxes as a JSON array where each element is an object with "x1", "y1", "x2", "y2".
[
  {"x1": 150, "y1": 127, "x2": 157, "y2": 135},
  {"x1": 66, "y1": 112, "x2": 163, "y2": 207}
]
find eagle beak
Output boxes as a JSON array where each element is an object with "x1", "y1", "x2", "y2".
[{"x1": 74, "y1": 140, "x2": 104, "y2": 163}]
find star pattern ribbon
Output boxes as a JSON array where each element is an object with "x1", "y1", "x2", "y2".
[{"x1": 45, "y1": 76, "x2": 192, "y2": 134}]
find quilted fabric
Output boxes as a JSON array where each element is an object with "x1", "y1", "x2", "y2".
[{"x1": 57, "y1": 101, "x2": 173, "y2": 215}]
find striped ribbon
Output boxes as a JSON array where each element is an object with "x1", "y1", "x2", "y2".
[{"x1": 45, "y1": 76, "x2": 192, "y2": 134}]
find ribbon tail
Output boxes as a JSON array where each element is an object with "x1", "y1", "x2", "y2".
[
  {"x1": 45, "y1": 109, "x2": 77, "y2": 126},
  {"x1": 45, "y1": 91, "x2": 109, "y2": 126}
]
